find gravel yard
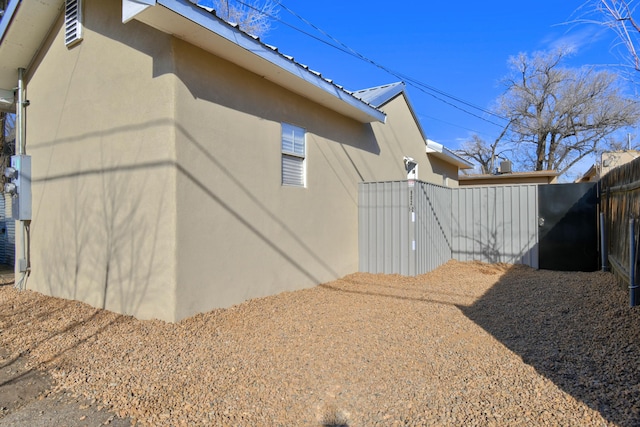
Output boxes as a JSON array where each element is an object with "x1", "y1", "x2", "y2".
[{"x1": 0, "y1": 260, "x2": 639, "y2": 426}]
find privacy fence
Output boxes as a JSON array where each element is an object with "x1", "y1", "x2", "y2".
[
  {"x1": 359, "y1": 181, "x2": 538, "y2": 276},
  {"x1": 600, "y1": 156, "x2": 640, "y2": 305}
]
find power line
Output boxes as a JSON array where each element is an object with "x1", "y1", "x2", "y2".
[
  {"x1": 232, "y1": 0, "x2": 509, "y2": 130},
  {"x1": 220, "y1": 0, "x2": 509, "y2": 142}
]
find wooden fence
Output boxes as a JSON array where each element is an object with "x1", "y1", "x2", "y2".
[{"x1": 600, "y1": 156, "x2": 640, "y2": 305}]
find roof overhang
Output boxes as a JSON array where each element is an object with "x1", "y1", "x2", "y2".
[
  {"x1": 124, "y1": 0, "x2": 386, "y2": 124},
  {"x1": 426, "y1": 139, "x2": 474, "y2": 169},
  {"x1": 459, "y1": 170, "x2": 559, "y2": 183},
  {"x1": 0, "y1": 0, "x2": 65, "y2": 104}
]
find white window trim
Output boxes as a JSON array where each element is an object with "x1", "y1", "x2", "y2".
[
  {"x1": 65, "y1": 0, "x2": 83, "y2": 47},
  {"x1": 281, "y1": 123, "x2": 306, "y2": 187}
]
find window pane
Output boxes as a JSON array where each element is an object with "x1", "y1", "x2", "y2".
[{"x1": 282, "y1": 123, "x2": 305, "y2": 156}]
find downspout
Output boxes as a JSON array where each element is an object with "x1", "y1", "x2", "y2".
[{"x1": 14, "y1": 68, "x2": 29, "y2": 290}]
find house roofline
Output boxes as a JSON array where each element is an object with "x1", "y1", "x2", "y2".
[
  {"x1": 0, "y1": 0, "x2": 65, "y2": 94},
  {"x1": 459, "y1": 170, "x2": 559, "y2": 181},
  {"x1": 426, "y1": 139, "x2": 474, "y2": 169},
  {"x1": 126, "y1": 0, "x2": 386, "y2": 124}
]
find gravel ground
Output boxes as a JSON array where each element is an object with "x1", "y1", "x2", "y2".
[{"x1": 0, "y1": 260, "x2": 639, "y2": 426}]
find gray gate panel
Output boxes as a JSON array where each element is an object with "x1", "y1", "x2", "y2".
[
  {"x1": 360, "y1": 182, "x2": 539, "y2": 275},
  {"x1": 451, "y1": 185, "x2": 538, "y2": 268},
  {"x1": 359, "y1": 181, "x2": 453, "y2": 276},
  {"x1": 359, "y1": 182, "x2": 413, "y2": 275},
  {"x1": 413, "y1": 181, "x2": 452, "y2": 274}
]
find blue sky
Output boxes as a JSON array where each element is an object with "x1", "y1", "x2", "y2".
[{"x1": 260, "y1": 1, "x2": 634, "y2": 174}]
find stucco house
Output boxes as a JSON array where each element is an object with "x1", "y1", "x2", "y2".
[
  {"x1": 576, "y1": 150, "x2": 640, "y2": 183},
  {"x1": 0, "y1": 0, "x2": 469, "y2": 321}
]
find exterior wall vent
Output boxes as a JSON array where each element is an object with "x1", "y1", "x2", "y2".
[{"x1": 65, "y1": 0, "x2": 83, "y2": 47}]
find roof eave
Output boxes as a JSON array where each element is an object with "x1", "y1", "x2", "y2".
[
  {"x1": 0, "y1": 0, "x2": 65, "y2": 93},
  {"x1": 127, "y1": 0, "x2": 385, "y2": 124},
  {"x1": 459, "y1": 171, "x2": 559, "y2": 181},
  {"x1": 426, "y1": 139, "x2": 474, "y2": 169}
]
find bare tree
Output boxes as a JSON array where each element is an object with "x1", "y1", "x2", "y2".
[
  {"x1": 457, "y1": 124, "x2": 512, "y2": 174},
  {"x1": 579, "y1": 0, "x2": 640, "y2": 71},
  {"x1": 204, "y1": 0, "x2": 278, "y2": 37},
  {"x1": 497, "y1": 48, "x2": 640, "y2": 175}
]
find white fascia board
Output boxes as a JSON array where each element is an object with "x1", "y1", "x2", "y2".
[
  {"x1": 130, "y1": 0, "x2": 385, "y2": 123},
  {"x1": 123, "y1": 0, "x2": 156, "y2": 23},
  {"x1": 426, "y1": 139, "x2": 444, "y2": 153},
  {"x1": 426, "y1": 138, "x2": 473, "y2": 169}
]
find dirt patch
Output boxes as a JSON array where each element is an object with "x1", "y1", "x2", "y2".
[{"x1": 0, "y1": 261, "x2": 639, "y2": 426}]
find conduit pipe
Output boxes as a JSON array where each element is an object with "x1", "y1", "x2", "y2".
[{"x1": 14, "y1": 68, "x2": 28, "y2": 290}]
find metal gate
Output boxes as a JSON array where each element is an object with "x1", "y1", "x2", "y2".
[{"x1": 538, "y1": 182, "x2": 599, "y2": 272}]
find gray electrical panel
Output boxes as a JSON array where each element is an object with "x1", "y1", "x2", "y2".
[{"x1": 5, "y1": 155, "x2": 31, "y2": 221}]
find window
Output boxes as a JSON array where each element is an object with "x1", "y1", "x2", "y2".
[
  {"x1": 281, "y1": 123, "x2": 306, "y2": 187},
  {"x1": 65, "y1": 0, "x2": 83, "y2": 47}
]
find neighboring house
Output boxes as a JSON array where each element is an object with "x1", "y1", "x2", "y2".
[
  {"x1": 0, "y1": 0, "x2": 466, "y2": 321},
  {"x1": 352, "y1": 83, "x2": 473, "y2": 186},
  {"x1": 576, "y1": 150, "x2": 640, "y2": 183},
  {"x1": 459, "y1": 170, "x2": 559, "y2": 186}
]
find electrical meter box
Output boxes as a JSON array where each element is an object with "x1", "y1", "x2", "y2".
[{"x1": 4, "y1": 155, "x2": 31, "y2": 220}]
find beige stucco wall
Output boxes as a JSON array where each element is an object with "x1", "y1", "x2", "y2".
[
  {"x1": 367, "y1": 94, "x2": 460, "y2": 187},
  {"x1": 426, "y1": 156, "x2": 460, "y2": 187},
  {"x1": 169, "y1": 38, "x2": 415, "y2": 319},
  {"x1": 26, "y1": 0, "x2": 179, "y2": 321},
  {"x1": 19, "y1": 0, "x2": 450, "y2": 321},
  {"x1": 602, "y1": 150, "x2": 640, "y2": 177}
]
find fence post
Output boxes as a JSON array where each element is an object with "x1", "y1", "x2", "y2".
[
  {"x1": 630, "y1": 218, "x2": 637, "y2": 307},
  {"x1": 600, "y1": 212, "x2": 608, "y2": 272}
]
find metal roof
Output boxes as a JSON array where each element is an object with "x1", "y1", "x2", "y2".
[
  {"x1": 353, "y1": 82, "x2": 473, "y2": 169},
  {"x1": 125, "y1": 0, "x2": 386, "y2": 123},
  {"x1": 352, "y1": 82, "x2": 405, "y2": 108}
]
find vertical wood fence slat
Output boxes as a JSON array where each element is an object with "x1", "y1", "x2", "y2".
[{"x1": 600, "y1": 156, "x2": 640, "y2": 304}]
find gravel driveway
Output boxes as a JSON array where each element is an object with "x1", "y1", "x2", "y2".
[{"x1": 0, "y1": 260, "x2": 639, "y2": 426}]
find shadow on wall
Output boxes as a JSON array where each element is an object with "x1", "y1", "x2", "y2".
[
  {"x1": 34, "y1": 116, "x2": 343, "y2": 318},
  {"x1": 451, "y1": 221, "x2": 538, "y2": 266},
  {"x1": 41, "y1": 154, "x2": 169, "y2": 318},
  {"x1": 459, "y1": 266, "x2": 640, "y2": 427}
]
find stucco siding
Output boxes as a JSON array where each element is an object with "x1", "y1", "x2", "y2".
[
  {"x1": 26, "y1": 0, "x2": 179, "y2": 321},
  {"x1": 15, "y1": 0, "x2": 448, "y2": 322},
  {"x1": 170, "y1": 38, "x2": 380, "y2": 319}
]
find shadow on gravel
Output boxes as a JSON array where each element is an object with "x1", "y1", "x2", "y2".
[
  {"x1": 460, "y1": 265, "x2": 640, "y2": 427},
  {"x1": 0, "y1": 291, "x2": 133, "y2": 425}
]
